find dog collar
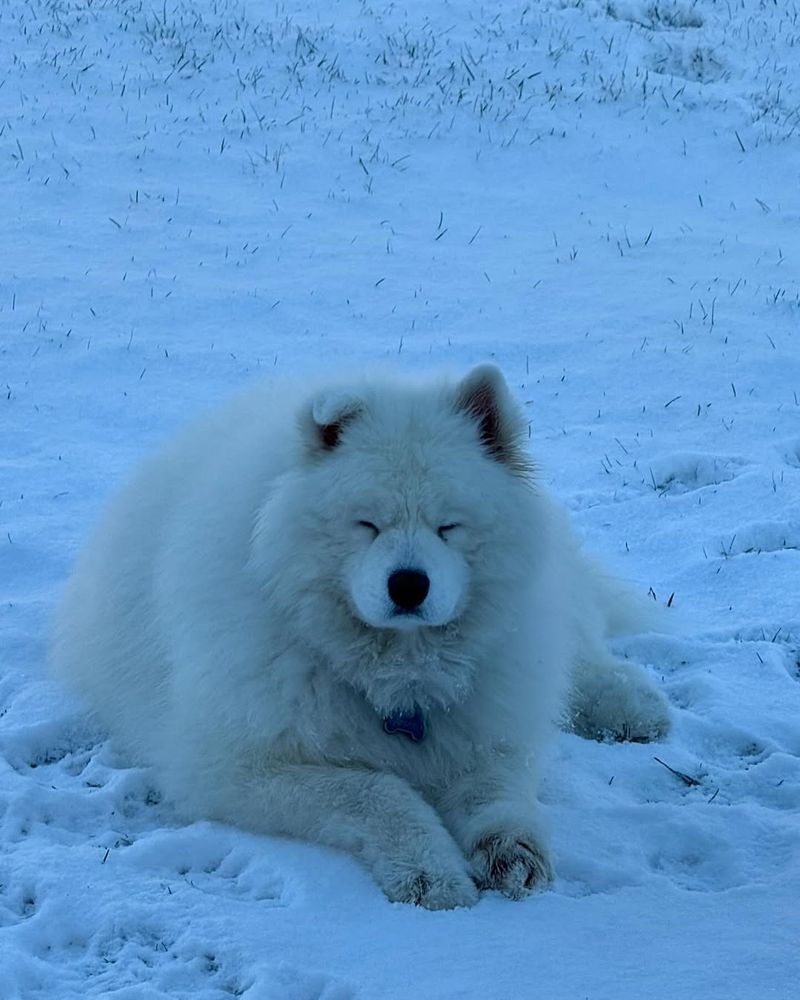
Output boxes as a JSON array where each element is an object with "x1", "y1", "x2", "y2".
[{"x1": 382, "y1": 704, "x2": 425, "y2": 743}]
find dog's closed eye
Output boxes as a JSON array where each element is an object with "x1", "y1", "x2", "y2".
[
  {"x1": 357, "y1": 520, "x2": 380, "y2": 537},
  {"x1": 437, "y1": 524, "x2": 460, "y2": 540}
]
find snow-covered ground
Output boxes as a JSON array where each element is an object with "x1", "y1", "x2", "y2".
[{"x1": 2, "y1": 0, "x2": 799, "y2": 996}]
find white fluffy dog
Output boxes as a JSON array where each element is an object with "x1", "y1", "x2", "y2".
[{"x1": 52, "y1": 365, "x2": 670, "y2": 909}]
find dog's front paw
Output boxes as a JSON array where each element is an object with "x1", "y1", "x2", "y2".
[
  {"x1": 469, "y1": 833, "x2": 553, "y2": 899},
  {"x1": 381, "y1": 860, "x2": 480, "y2": 910}
]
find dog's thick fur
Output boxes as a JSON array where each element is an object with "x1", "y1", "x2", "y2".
[{"x1": 51, "y1": 365, "x2": 669, "y2": 908}]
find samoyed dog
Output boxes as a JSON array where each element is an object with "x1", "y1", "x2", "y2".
[{"x1": 52, "y1": 364, "x2": 669, "y2": 909}]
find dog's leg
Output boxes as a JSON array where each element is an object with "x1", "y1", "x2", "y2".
[
  {"x1": 436, "y1": 766, "x2": 553, "y2": 899},
  {"x1": 567, "y1": 646, "x2": 671, "y2": 742},
  {"x1": 174, "y1": 760, "x2": 478, "y2": 910}
]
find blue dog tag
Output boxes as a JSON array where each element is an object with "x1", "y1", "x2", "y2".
[{"x1": 382, "y1": 705, "x2": 425, "y2": 743}]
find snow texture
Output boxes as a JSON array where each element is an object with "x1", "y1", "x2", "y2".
[{"x1": 1, "y1": 0, "x2": 798, "y2": 997}]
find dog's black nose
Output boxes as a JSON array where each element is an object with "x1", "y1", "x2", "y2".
[{"x1": 388, "y1": 569, "x2": 430, "y2": 611}]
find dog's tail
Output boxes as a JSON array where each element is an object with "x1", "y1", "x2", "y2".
[{"x1": 581, "y1": 556, "x2": 672, "y2": 638}]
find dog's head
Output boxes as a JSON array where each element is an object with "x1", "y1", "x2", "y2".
[{"x1": 296, "y1": 364, "x2": 532, "y2": 633}]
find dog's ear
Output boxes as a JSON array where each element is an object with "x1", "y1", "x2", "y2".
[
  {"x1": 301, "y1": 388, "x2": 363, "y2": 454},
  {"x1": 454, "y1": 365, "x2": 531, "y2": 475}
]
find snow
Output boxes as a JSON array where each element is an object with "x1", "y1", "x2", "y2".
[{"x1": 2, "y1": 0, "x2": 799, "y2": 996}]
